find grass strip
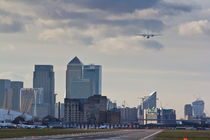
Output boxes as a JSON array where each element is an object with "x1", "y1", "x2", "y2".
[
  {"x1": 0, "y1": 129, "x2": 115, "y2": 138},
  {"x1": 155, "y1": 130, "x2": 210, "y2": 140}
]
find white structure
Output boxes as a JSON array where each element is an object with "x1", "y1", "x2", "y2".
[
  {"x1": 20, "y1": 88, "x2": 48, "y2": 119},
  {"x1": 192, "y1": 99, "x2": 205, "y2": 118},
  {"x1": 0, "y1": 109, "x2": 32, "y2": 121}
]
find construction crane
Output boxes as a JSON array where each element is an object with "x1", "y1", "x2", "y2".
[
  {"x1": 20, "y1": 88, "x2": 28, "y2": 112},
  {"x1": 26, "y1": 92, "x2": 35, "y2": 113},
  {"x1": 7, "y1": 89, "x2": 14, "y2": 114},
  {"x1": 122, "y1": 100, "x2": 129, "y2": 108},
  {"x1": 3, "y1": 89, "x2": 7, "y2": 109},
  {"x1": 22, "y1": 88, "x2": 32, "y2": 114}
]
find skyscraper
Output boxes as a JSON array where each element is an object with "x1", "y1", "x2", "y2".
[
  {"x1": 11, "y1": 81, "x2": 23, "y2": 111},
  {"x1": 184, "y1": 104, "x2": 193, "y2": 120},
  {"x1": 0, "y1": 79, "x2": 12, "y2": 108},
  {"x1": 70, "y1": 79, "x2": 92, "y2": 99},
  {"x1": 192, "y1": 99, "x2": 205, "y2": 118},
  {"x1": 84, "y1": 65, "x2": 102, "y2": 95},
  {"x1": 33, "y1": 65, "x2": 55, "y2": 116},
  {"x1": 141, "y1": 91, "x2": 157, "y2": 110},
  {"x1": 66, "y1": 56, "x2": 83, "y2": 98}
]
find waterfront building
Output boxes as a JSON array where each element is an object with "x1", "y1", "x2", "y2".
[{"x1": 141, "y1": 91, "x2": 157, "y2": 110}]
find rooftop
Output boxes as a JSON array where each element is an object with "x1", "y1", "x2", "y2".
[{"x1": 68, "y1": 56, "x2": 83, "y2": 65}]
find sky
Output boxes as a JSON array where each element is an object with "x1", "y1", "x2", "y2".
[{"x1": 0, "y1": 0, "x2": 210, "y2": 118}]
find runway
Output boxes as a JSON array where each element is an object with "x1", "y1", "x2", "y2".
[{"x1": 6, "y1": 129, "x2": 162, "y2": 140}]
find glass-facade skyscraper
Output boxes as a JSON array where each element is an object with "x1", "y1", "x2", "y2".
[
  {"x1": 66, "y1": 56, "x2": 83, "y2": 98},
  {"x1": 0, "y1": 79, "x2": 11, "y2": 108},
  {"x1": 33, "y1": 65, "x2": 55, "y2": 116},
  {"x1": 11, "y1": 81, "x2": 23, "y2": 111},
  {"x1": 84, "y1": 65, "x2": 102, "y2": 95},
  {"x1": 141, "y1": 91, "x2": 157, "y2": 110},
  {"x1": 192, "y1": 99, "x2": 205, "y2": 118}
]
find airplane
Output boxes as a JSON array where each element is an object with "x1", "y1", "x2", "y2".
[{"x1": 137, "y1": 33, "x2": 160, "y2": 39}]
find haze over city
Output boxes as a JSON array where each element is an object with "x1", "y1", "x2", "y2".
[{"x1": 0, "y1": 0, "x2": 210, "y2": 119}]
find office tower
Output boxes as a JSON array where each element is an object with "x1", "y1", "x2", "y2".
[
  {"x1": 20, "y1": 88, "x2": 49, "y2": 118},
  {"x1": 141, "y1": 91, "x2": 157, "y2": 110},
  {"x1": 11, "y1": 81, "x2": 23, "y2": 111},
  {"x1": 70, "y1": 79, "x2": 92, "y2": 98},
  {"x1": 192, "y1": 99, "x2": 205, "y2": 118},
  {"x1": 159, "y1": 109, "x2": 176, "y2": 125},
  {"x1": 84, "y1": 65, "x2": 102, "y2": 95},
  {"x1": 184, "y1": 104, "x2": 193, "y2": 120},
  {"x1": 66, "y1": 56, "x2": 83, "y2": 98},
  {"x1": 0, "y1": 79, "x2": 12, "y2": 108},
  {"x1": 33, "y1": 65, "x2": 55, "y2": 116}
]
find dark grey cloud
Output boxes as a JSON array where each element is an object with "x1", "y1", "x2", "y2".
[
  {"x1": 0, "y1": 21, "x2": 24, "y2": 33},
  {"x1": 142, "y1": 40, "x2": 164, "y2": 51},
  {"x1": 66, "y1": 0, "x2": 195, "y2": 15},
  {"x1": 0, "y1": 9, "x2": 24, "y2": 33},
  {"x1": 67, "y1": 0, "x2": 159, "y2": 14},
  {"x1": 157, "y1": 1, "x2": 195, "y2": 16}
]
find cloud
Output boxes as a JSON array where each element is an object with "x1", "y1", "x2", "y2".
[
  {"x1": 142, "y1": 40, "x2": 164, "y2": 50},
  {"x1": 68, "y1": 0, "x2": 160, "y2": 14},
  {"x1": 158, "y1": 1, "x2": 194, "y2": 15},
  {"x1": 179, "y1": 20, "x2": 210, "y2": 36},
  {"x1": 0, "y1": 11, "x2": 24, "y2": 33},
  {"x1": 89, "y1": 36, "x2": 164, "y2": 55}
]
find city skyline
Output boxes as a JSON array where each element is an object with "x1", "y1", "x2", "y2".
[{"x1": 0, "y1": 0, "x2": 210, "y2": 119}]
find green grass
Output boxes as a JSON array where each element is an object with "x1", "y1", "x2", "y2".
[
  {"x1": 155, "y1": 130, "x2": 210, "y2": 140},
  {"x1": 0, "y1": 129, "x2": 114, "y2": 138}
]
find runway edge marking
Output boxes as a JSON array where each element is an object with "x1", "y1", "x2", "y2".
[{"x1": 139, "y1": 130, "x2": 163, "y2": 140}]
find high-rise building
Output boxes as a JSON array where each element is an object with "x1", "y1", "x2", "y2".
[
  {"x1": 0, "y1": 79, "x2": 12, "y2": 108},
  {"x1": 66, "y1": 57, "x2": 83, "y2": 98},
  {"x1": 33, "y1": 65, "x2": 55, "y2": 116},
  {"x1": 141, "y1": 91, "x2": 157, "y2": 110},
  {"x1": 184, "y1": 104, "x2": 193, "y2": 120},
  {"x1": 138, "y1": 91, "x2": 157, "y2": 124},
  {"x1": 11, "y1": 81, "x2": 23, "y2": 112},
  {"x1": 84, "y1": 65, "x2": 102, "y2": 95},
  {"x1": 70, "y1": 79, "x2": 92, "y2": 99},
  {"x1": 192, "y1": 99, "x2": 205, "y2": 118}
]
